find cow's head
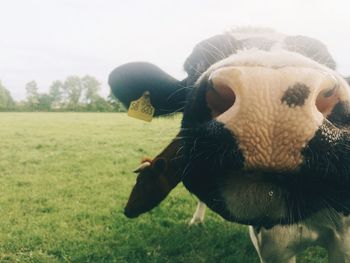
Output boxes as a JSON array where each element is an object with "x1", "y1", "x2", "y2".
[
  {"x1": 110, "y1": 32, "x2": 350, "y2": 227},
  {"x1": 124, "y1": 138, "x2": 183, "y2": 218}
]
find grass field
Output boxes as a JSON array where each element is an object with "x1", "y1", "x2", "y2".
[{"x1": 0, "y1": 113, "x2": 327, "y2": 262}]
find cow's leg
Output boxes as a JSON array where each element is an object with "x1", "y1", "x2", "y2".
[
  {"x1": 189, "y1": 201, "x2": 206, "y2": 225},
  {"x1": 327, "y1": 243, "x2": 350, "y2": 263},
  {"x1": 325, "y1": 226, "x2": 350, "y2": 263},
  {"x1": 249, "y1": 226, "x2": 264, "y2": 261},
  {"x1": 249, "y1": 225, "x2": 298, "y2": 263}
]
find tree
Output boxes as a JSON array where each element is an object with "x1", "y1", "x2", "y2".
[
  {"x1": 10, "y1": 75, "x2": 127, "y2": 112},
  {"x1": 49, "y1": 80, "x2": 63, "y2": 109},
  {"x1": 62, "y1": 76, "x2": 83, "y2": 110},
  {"x1": 25, "y1": 80, "x2": 39, "y2": 110},
  {"x1": 37, "y1": 93, "x2": 53, "y2": 111},
  {"x1": 82, "y1": 75, "x2": 100, "y2": 104},
  {"x1": 86, "y1": 95, "x2": 113, "y2": 112},
  {"x1": 0, "y1": 81, "x2": 14, "y2": 110}
]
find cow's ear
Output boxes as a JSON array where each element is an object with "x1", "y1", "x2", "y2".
[
  {"x1": 108, "y1": 62, "x2": 188, "y2": 116},
  {"x1": 346, "y1": 77, "x2": 350, "y2": 85}
]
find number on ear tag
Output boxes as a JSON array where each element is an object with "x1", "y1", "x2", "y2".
[{"x1": 127, "y1": 91, "x2": 155, "y2": 122}]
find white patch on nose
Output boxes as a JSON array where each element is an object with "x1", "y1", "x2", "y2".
[{"x1": 207, "y1": 50, "x2": 342, "y2": 171}]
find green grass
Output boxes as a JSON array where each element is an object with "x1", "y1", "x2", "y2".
[{"x1": 0, "y1": 113, "x2": 327, "y2": 262}]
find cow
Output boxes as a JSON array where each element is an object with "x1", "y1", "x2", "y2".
[
  {"x1": 123, "y1": 138, "x2": 183, "y2": 218},
  {"x1": 109, "y1": 29, "x2": 350, "y2": 262},
  {"x1": 124, "y1": 136, "x2": 207, "y2": 225}
]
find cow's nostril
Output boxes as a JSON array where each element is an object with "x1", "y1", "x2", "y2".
[
  {"x1": 206, "y1": 80, "x2": 236, "y2": 117},
  {"x1": 315, "y1": 84, "x2": 339, "y2": 116}
]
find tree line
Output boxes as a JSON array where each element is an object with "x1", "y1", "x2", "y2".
[{"x1": 0, "y1": 76, "x2": 126, "y2": 112}]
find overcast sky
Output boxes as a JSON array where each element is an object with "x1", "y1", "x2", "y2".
[{"x1": 1, "y1": 0, "x2": 349, "y2": 100}]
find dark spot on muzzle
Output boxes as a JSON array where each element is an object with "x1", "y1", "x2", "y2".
[{"x1": 281, "y1": 83, "x2": 310, "y2": 107}]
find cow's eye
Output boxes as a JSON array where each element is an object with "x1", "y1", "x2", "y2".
[{"x1": 205, "y1": 79, "x2": 236, "y2": 118}]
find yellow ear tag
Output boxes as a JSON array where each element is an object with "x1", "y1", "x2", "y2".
[{"x1": 127, "y1": 91, "x2": 155, "y2": 122}]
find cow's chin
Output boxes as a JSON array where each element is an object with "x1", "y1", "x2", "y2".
[
  {"x1": 183, "y1": 158, "x2": 344, "y2": 227},
  {"x1": 218, "y1": 170, "x2": 299, "y2": 227},
  {"x1": 188, "y1": 168, "x2": 334, "y2": 228},
  {"x1": 208, "y1": 167, "x2": 350, "y2": 227},
  {"x1": 182, "y1": 165, "x2": 305, "y2": 227}
]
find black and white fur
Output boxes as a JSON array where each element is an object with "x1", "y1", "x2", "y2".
[{"x1": 110, "y1": 29, "x2": 350, "y2": 262}]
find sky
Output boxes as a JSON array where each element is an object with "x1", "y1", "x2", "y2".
[{"x1": 1, "y1": 0, "x2": 350, "y2": 100}]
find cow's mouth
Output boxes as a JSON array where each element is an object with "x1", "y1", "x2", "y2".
[{"x1": 180, "y1": 119, "x2": 350, "y2": 227}]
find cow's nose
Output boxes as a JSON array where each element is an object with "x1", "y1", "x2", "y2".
[
  {"x1": 207, "y1": 66, "x2": 339, "y2": 120},
  {"x1": 205, "y1": 66, "x2": 340, "y2": 171}
]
